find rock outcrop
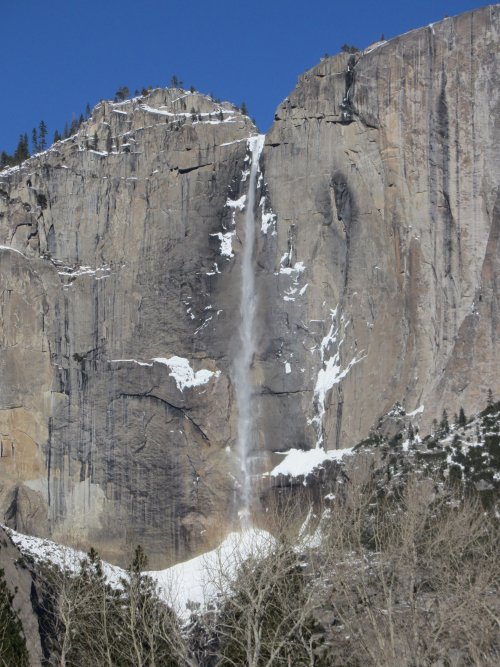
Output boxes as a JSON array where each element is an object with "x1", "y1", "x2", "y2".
[{"x1": 0, "y1": 6, "x2": 498, "y2": 566}]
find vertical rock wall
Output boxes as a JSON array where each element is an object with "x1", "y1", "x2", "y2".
[
  {"x1": 0, "y1": 90, "x2": 257, "y2": 566},
  {"x1": 258, "y1": 5, "x2": 499, "y2": 453}
]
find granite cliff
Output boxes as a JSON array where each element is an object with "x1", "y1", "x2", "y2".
[{"x1": 0, "y1": 5, "x2": 498, "y2": 566}]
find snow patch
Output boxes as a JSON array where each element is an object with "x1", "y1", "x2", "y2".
[
  {"x1": 315, "y1": 355, "x2": 363, "y2": 408},
  {"x1": 280, "y1": 261, "x2": 305, "y2": 280},
  {"x1": 407, "y1": 404, "x2": 424, "y2": 417},
  {"x1": 219, "y1": 139, "x2": 247, "y2": 147},
  {"x1": 140, "y1": 104, "x2": 174, "y2": 117},
  {"x1": 0, "y1": 164, "x2": 21, "y2": 177},
  {"x1": 261, "y1": 210, "x2": 276, "y2": 234},
  {"x1": 109, "y1": 357, "x2": 220, "y2": 391},
  {"x1": 206, "y1": 262, "x2": 221, "y2": 276},
  {"x1": 226, "y1": 194, "x2": 247, "y2": 210},
  {"x1": 5, "y1": 526, "x2": 274, "y2": 620},
  {"x1": 109, "y1": 358, "x2": 153, "y2": 367},
  {"x1": 259, "y1": 194, "x2": 277, "y2": 235},
  {"x1": 268, "y1": 447, "x2": 354, "y2": 478},
  {"x1": 210, "y1": 231, "x2": 235, "y2": 258},
  {"x1": 311, "y1": 308, "x2": 365, "y2": 447},
  {"x1": 151, "y1": 528, "x2": 273, "y2": 617},
  {"x1": 58, "y1": 265, "x2": 111, "y2": 279},
  {"x1": 363, "y1": 39, "x2": 388, "y2": 54},
  {"x1": 5, "y1": 528, "x2": 124, "y2": 588},
  {"x1": 152, "y1": 356, "x2": 220, "y2": 391}
]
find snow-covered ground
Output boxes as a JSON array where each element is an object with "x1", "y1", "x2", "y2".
[
  {"x1": 4, "y1": 526, "x2": 273, "y2": 618},
  {"x1": 151, "y1": 529, "x2": 274, "y2": 615}
]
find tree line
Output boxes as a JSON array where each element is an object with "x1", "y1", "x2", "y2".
[
  {"x1": 0, "y1": 104, "x2": 92, "y2": 170},
  {"x1": 1, "y1": 465, "x2": 497, "y2": 666},
  {"x1": 1, "y1": 75, "x2": 254, "y2": 171}
]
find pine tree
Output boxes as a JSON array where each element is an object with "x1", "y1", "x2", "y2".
[
  {"x1": 53, "y1": 129, "x2": 61, "y2": 143},
  {"x1": 408, "y1": 422, "x2": 415, "y2": 443},
  {"x1": 458, "y1": 407, "x2": 467, "y2": 428},
  {"x1": 341, "y1": 43, "x2": 360, "y2": 53},
  {"x1": 0, "y1": 151, "x2": 10, "y2": 168},
  {"x1": 13, "y1": 134, "x2": 29, "y2": 164},
  {"x1": 440, "y1": 409, "x2": 450, "y2": 436},
  {"x1": 85, "y1": 102, "x2": 91, "y2": 118},
  {"x1": 32, "y1": 127, "x2": 39, "y2": 153},
  {"x1": 114, "y1": 86, "x2": 129, "y2": 102},
  {"x1": 487, "y1": 388, "x2": 494, "y2": 407},
  {"x1": 240, "y1": 101, "x2": 248, "y2": 115},
  {"x1": 39, "y1": 120, "x2": 47, "y2": 150},
  {"x1": 70, "y1": 116, "x2": 78, "y2": 135}
]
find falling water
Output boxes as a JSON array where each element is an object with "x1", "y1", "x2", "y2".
[{"x1": 234, "y1": 134, "x2": 265, "y2": 527}]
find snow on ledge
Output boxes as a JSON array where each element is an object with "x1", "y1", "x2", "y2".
[
  {"x1": 407, "y1": 404, "x2": 424, "y2": 417},
  {"x1": 210, "y1": 231, "x2": 235, "y2": 258},
  {"x1": 109, "y1": 358, "x2": 153, "y2": 367},
  {"x1": 267, "y1": 447, "x2": 354, "y2": 478},
  {"x1": 280, "y1": 261, "x2": 306, "y2": 277},
  {"x1": 58, "y1": 265, "x2": 111, "y2": 278},
  {"x1": 226, "y1": 194, "x2": 247, "y2": 210},
  {"x1": 109, "y1": 356, "x2": 220, "y2": 392},
  {"x1": 4, "y1": 527, "x2": 124, "y2": 587},
  {"x1": 0, "y1": 244, "x2": 26, "y2": 257},
  {"x1": 152, "y1": 356, "x2": 220, "y2": 392}
]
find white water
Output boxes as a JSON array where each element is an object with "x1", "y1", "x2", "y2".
[{"x1": 233, "y1": 134, "x2": 265, "y2": 526}]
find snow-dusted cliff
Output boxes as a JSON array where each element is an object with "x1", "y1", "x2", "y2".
[{"x1": 0, "y1": 6, "x2": 498, "y2": 567}]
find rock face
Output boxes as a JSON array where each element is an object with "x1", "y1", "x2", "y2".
[
  {"x1": 0, "y1": 91, "x2": 256, "y2": 566},
  {"x1": 0, "y1": 6, "x2": 499, "y2": 566},
  {"x1": 257, "y1": 4, "x2": 499, "y2": 453}
]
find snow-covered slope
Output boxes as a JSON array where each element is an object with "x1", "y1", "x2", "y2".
[{"x1": 5, "y1": 526, "x2": 273, "y2": 618}]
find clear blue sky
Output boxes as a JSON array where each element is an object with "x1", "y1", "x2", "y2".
[{"x1": 1, "y1": 0, "x2": 490, "y2": 154}]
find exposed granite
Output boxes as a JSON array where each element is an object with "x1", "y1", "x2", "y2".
[{"x1": 0, "y1": 6, "x2": 498, "y2": 566}]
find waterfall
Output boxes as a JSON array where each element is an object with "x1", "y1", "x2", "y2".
[{"x1": 234, "y1": 134, "x2": 265, "y2": 527}]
